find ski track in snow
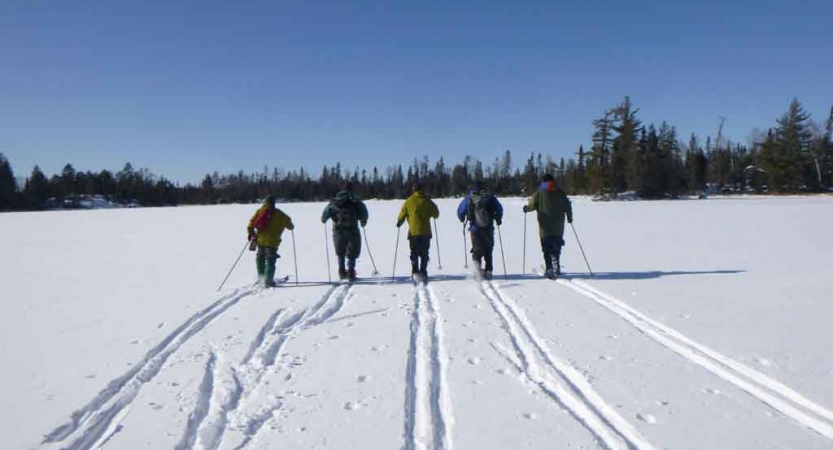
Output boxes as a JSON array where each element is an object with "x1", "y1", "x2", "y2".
[
  {"x1": 478, "y1": 280, "x2": 658, "y2": 450},
  {"x1": 182, "y1": 283, "x2": 354, "y2": 450},
  {"x1": 559, "y1": 278, "x2": 833, "y2": 440},
  {"x1": 404, "y1": 283, "x2": 454, "y2": 450},
  {"x1": 39, "y1": 286, "x2": 262, "y2": 450}
]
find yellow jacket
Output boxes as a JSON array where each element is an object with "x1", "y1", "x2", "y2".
[
  {"x1": 248, "y1": 206, "x2": 294, "y2": 248},
  {"x1": 397, "y1": 191, "x2": 439, "y2": 237}
]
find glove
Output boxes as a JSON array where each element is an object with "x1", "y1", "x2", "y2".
[
  {"x1": 247, "y1": 227, "x2": 255, "y2": 241},
  {"x1": 522, "y1": 205, "x2": 529, "y2": 213},
  {"x1": 495, "y1": 218, "x2": 502, "y2": 226},
  {"x1": 360, "y1": 220, "x2": 367, "y2": 228},
  {"x1": 567, "y1": 216, "x2": 573, "y2": 224},
  {"x1": 396, "y1": 220, "x2": 404, "y2": 228}
]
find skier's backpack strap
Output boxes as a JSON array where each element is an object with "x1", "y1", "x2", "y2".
[
  {"x1": 332, "y1": 196, "x2": 359, "y2": 229},
  {"x1": 468, "y1": 192, "x2": 494, "y2": 229},
  {"x1": 253, "y1": 208, "x2": 275, "y2": 232}
]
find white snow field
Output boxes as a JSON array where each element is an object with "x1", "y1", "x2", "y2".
[{"x1": 2, "y1": 196, "x2": 832, "y2": 450}]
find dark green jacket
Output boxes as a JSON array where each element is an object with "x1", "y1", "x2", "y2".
[
  {"x1": 321, "y1": 191, "x2": 369, "y2": 230},
  {"x1": 526, "y1": 181, "x2": 573, "y2": 238}
]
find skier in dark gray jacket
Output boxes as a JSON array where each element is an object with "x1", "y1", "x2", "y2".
[
  {"x1": 457, "y1": 181, "x2": 504, "y2": 279},
  {"x1": 321, "y1": 182, "x2": 369, "y2": 281}
]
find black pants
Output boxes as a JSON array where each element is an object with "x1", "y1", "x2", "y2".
[
  {"x1": 333, "y1": 228, "x2": 361, "y2": 269},
  {"x1": 408, "y1": 235, "x2": 431, "y2": 275},
  {"x1": 470, "y1": 228, "x2": 494, "y2": 272},
  {"x1": 540, "y1": 236, "x2": 564, "y2": 271}
]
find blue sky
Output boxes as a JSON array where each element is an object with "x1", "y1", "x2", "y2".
[{"x1": 1, "y1": 0, "x2": 831, "y2": 184}]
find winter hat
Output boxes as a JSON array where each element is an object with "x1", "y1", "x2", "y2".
[
  {"x1": 412, "y1": 181, "x2": 424, "y2": 192},
  {"x1": 473, "y1": 180, "x2": 485, "y2": 192},
  {"x1": 264, "y1": 195, "x2": 276, "y2": 205},
  {"x1": 542, "y1": 174, "x2": 555, "y2": 183}
]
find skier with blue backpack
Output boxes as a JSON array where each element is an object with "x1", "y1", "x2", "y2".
[{"x1": 457, "y1": 180, "x2": 504, "y2": 280}]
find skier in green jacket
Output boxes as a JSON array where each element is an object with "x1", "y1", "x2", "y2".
[{"x1": 523, "y1": 174, "x2": 573, "y2": 279}]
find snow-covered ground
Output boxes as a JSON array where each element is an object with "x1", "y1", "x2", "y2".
[{"x1": 2, "y1": 196, "x2": 832, "y2": 450}]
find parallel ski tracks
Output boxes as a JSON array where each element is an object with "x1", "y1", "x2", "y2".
[
  {"x1": 40, "y1": 286, "x2": 262, "y2": 450},
  {"x1": 180, "y1": 283, "x2": 354, "y2": 450},
  {"x1": 559, "y1": 278, "x2": 833, "y2": 440},
  {"x1": 478, "y1": 280, "x2": 657, "y2": 450},
  {"x1": 404, "y1": 283, "x2": 454, "y2": 450}
]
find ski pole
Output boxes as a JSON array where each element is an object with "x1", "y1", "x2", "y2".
[
  {"x1": 217, "y1": 239, "x2": 252, "y2": 291},
  {"x1": 462, "y1": 221, "x2": 468, "y2": 269},
  {"x1": 570, "y1": 222, "x2": 594, "y2": 277},
  {"x1": 522, "y1": 212, "x2": 527, "y2": 276},
  {"x1": 497, "y1": 224, "x2": 508, "y2": 281},
  {"x1": 362, "y1": 227, "x2": 379, "y2": 276},
  {"x1": 392, "y1": 227, "x2": 401, "y2": 282},
  {"x1": 291, "y1": 229, "x2": 299, "y2": 285},
  {"x1": 433, "y1": 219, "x2": 442, "y2": 270},
  {"x1": 324, "y1": 223, "x2": 332, "y2": 283}
]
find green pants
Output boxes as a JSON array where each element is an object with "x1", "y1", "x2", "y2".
[{"x1": 256, "y1": 246, "x2": 279, "y2": 284}]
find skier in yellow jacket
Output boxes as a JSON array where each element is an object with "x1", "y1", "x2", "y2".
[
  {"x1": 247, "y1": 195, "x2": 294, "y2": 287},
  {"x1": 396, "y1": 182, "x2": 440, "y2": 283}
]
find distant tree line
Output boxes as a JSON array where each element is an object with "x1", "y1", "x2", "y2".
[{"x1": 1, "y1": 97, "x2": 831, "y2": 211}]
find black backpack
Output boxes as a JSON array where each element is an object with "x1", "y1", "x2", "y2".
[
  {"x1": 468, "y1": 192, "x2": 494, "y2": 229},
  {"x1": 332, "y1": 195, "x2": 360, "y2": 229}
]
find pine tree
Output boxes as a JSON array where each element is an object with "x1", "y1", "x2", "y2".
[
  {"x1": 589, "y1": 111, "x2": 614, "y2": 194},
  {"x1": 611, "y1": 96, "x2": 642, "y2": 194},
  {"x1": 763, "y1": 99, "x2": 813, "y2": 192},
  {"x1": 22, "y1": 165, "x2": 51, "y2": 209},
  {"x1": 0, "y1": 153, "x2": 18, "y2": 210}
]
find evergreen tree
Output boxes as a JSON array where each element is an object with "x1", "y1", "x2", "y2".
[
  {"x1": 611, "y1": 96, "x2": 642, "y2": 194},
  {"x1": 22, "y1": 165, "x2": 51, "y2": 209},
  {"x1": 589, "y1": 111, "x2": 614, "y2": 194},
  {"x1": 763, "y1": 99, "x2": 813, "y2": 192},
  {"x1": 0, "y1": 153, "x2": 18, "y2": 210}
]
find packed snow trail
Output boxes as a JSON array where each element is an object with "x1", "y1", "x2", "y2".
[
  {"x1": 182, "y1": 284, "x2": 354, "y2": 450},
  {"x1": 478, "y1": 280, "x2": 658, "y2": 450},
  {"x1": 404, "y1": 283, "x2": 454, "y2": 450},
  {"x1": 559, "y1": 278, "x2": 833, "y2": 440},
  {"x1": 40, "y1": 286, "x2": 262, "y2": 450}
]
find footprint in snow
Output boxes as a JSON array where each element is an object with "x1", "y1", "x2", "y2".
[
  {"x1": 130, "y1": 339, "x2": 141, "y2": 345},
  {"x1": 344, "y1": 401, "x2": 362, "y2": 411},
  {"x1": 85, "y1": 374, "x2": 96, "y2": 379},
  {"x1": 637, "y1": 413, "x2": 657, "y2": 424},
  {"x1": 755, "y1": 357, "x2": 772, "y2": 367},
  {"x1": 703, "y1": 388, "x2": 721, "y2": 395},
  {"x1": 599, "y1": 355, "x2": 614, "y2": 361},
  {"x1": 357, "y1": 375, "x2": 369, "y2": 383},
  {"x1": 467, "y1": 357, "x2": 481, "y2": 365},
  {"x1": 328, "y1": 335, "x2": 340, "y2": 340},
  {"x1": 523, "y1": 413, "x2": 537, "y2": 420}
]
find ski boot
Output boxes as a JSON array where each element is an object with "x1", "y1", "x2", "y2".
[
  {"x1": 348, "y1": 268, "x2": 357, "y2": 282},
  {"x1": 338, "y1": 268, "x2": 348, "y2": 281}
]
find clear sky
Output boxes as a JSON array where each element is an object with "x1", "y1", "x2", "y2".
[{"x1": 1, "y1": 0, "x2": 831, "y2": 184}]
